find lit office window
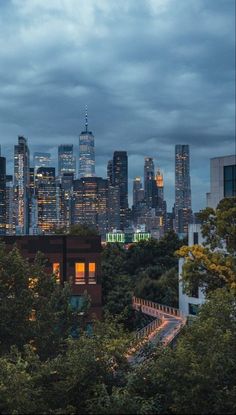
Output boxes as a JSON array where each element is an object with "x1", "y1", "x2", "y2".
[
  {"x1": 88, "y1": 262, "x2": 96, "y2": 284},
  {"x1": 75, "y1": 263, "x2": 85, "y2": 284},
  {"x1": 53, "y1": 263, "x2": 60, "y2": 283}
]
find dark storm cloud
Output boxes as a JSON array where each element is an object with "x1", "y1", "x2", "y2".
[{"x1": 0, "y1": 0, "x2": 235, "y2": 209}]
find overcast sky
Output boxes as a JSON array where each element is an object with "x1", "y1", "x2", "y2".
[{"x1": 0, "y1": 0, "x2": 235, "y2": 210}]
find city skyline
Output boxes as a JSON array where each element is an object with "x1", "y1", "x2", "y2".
[
  {"x1": 0, "y1": 0, "x2": 235, "y2": 211},
  {"x1": 0, "y1": 134, "x2": 234, "y2": 212}
]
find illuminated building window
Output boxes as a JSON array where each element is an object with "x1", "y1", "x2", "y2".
[
  {"x1": 29, "y1": 309, "x2": 36, "y2": 321},
  {"x1": 53, "y1": 263, "x2": 60, "y2": 283},
  {"x1": 88, "y1": 262, "x2": 96, "y2": 284},
  {"x1": 75, "y1": 262, "x2": 85, "y2": 284}
]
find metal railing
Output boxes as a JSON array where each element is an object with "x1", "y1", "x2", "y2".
[
  {"x1": 135, "y1": 317, "x2": 163, "y2": 339},
  {"x1": 132, "y1": 296, "x2": 185, "y2": 318}
]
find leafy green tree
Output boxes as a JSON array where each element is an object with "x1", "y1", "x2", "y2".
[
  {"x1": 134, "y1": 266, "x2": 178, "y2": 307},
  {"x1": 29, "y1": 252, "x2": 79, "y2": 360},
  {"x1": 36, "y1": 319, "x2": 132, "y2": 414},
  {"x1": 198, "y1": 197, "x2": 236, "y2": 253},
  {"x1": 177, "y1": 244, "x2": 236, "y2": 295},
  {"x1": 125, "y1": 231, "x2": 183, "y2": 276},
  {"x1": 177, "y1": 198, "x2": 236, "y2": 295},
  {"x1": 0, "y1": 244, "x2": 78, "y2": 360},
  {"x1": 0, "y1": 244, "x2": 33, "y2": 354},
  {"x1": 91, "y1": 288, "x2": 236, "y2": 415}
]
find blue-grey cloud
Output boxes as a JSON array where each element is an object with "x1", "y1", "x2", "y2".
[{"x1": 0, "y1": 0, "x2": 235, "y2": 210}]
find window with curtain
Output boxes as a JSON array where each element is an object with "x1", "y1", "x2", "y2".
[
  {"x1": 88, "y1": 262, "x2": 96, "y2": 284},
  {"x1": 75, "y1": 262, "x2": 85, "y2": 284}
]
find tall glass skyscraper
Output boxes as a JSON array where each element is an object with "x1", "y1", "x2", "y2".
[
  {"x1": 58, "y1": 145, "x2": 76, "y2": 178},
  {"x1": 36, "y1": 167, "x2": 58, "y2": 233},
  {"x1": 113, "y1": 151, "x2": 128, "y2": 230},
  {"x1": 0, "y1": 155, "x2": 6, "y2": 235},
  {"x1": 72, "y1": 177, "x2": 108, "y2": 236},
  {"x1": 79, "y1": 110, "x2": 95, "y2": 177},
  {"x1": 144, "y1": 157, "x2": 155, "y2": 208},
  {"x1": 175, "y1": 144, "x2": 192, "y2": 234},
  {"x1": 14, "y1": 136, "x2": 30, "y2": 234}
]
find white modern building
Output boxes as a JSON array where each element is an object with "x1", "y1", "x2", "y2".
[
  {"x1": 206, "y1": 155, "x2": 236, "y2": 209},
  {"x1": 179, "y1": 224, "x2": 206, "y2": 316}
]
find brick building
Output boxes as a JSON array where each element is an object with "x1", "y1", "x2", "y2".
[{"x1": 1, "y1": 235, "x2": 102, "y2": 319}]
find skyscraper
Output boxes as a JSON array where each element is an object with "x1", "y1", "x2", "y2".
[
  {"x1": 0, "y1": 156, "x2": 6, "y2": 235},
  {"x1": 79, "y1": 109, "x2": 95, "y2": 177},
  {"x1": 6, "y1": 175, "x2": 14, "y2": 235},
  {"x1": 133, "y1": 176, "x2": 144, "y2": 208},
  {"x1": 175, "y1": 144, "x2": 192, "y2": 234},
  {"x1": 107, "y1": 160, "x2": 113, "y2": 185},
  {"x1": 60, "y1": 173, "x2": 74, "y2": 229},
  {"x1": 58, "y1": 145, "x2": 76, "y2": 178},
  {"x1": 36, "y1": 167, "x2": 59, "y2": 233},
  {"x1": 144, "y1": 157, "x2": 155, "y2": 208},
  {"x1": 14, "y1": 136, "x2": 30, "y2": 234},
  {"x1": 113, "y1": 151, "x2": 128, "y2": 230},
  {"x1": 72, "y1": 177, "x2": 108, "y2": 236}
]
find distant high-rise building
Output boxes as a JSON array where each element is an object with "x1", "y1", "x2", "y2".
[
  {"x1": 29, "y1": 167, "x2": 37, "y2": 234},
  {"x1": 14, "y1": 136, "x2": 30, "y2": 234},
  {"x1": 113, "y1": 151, "x2": 128, "y2": 230},
  {"x1": 6, "y1": 175, "x2": 14, "y2": 235},
  {"x1": 0, "y1": 156, "x2": 6, "y2": 235},
  {"x1": 144, "y1": 157, "x2": 155, "y2": 208},
  {"x1": 155, "y1": 168, "x2": 164, "y2": 203},
  {"x1": 36, "y1": 167, "x2": 58, "y2": 233},
  {"x1": 107, "y1": 160, "x2": 113, "y2": 185},
  {"x1": 58, "y1": 145, "x2": 76, "y2": 178},
  {"x1": 107, "y1": 185, "x2": 120, "y2": 231},
  {"x1": 79, "y1": 109, "x2": 95, "y2": 177},
  {"x1": 133, "y1": 177, "x2": 144, "y2": 208},
  {"x1": 72, "y1": 177, "x2": 108, "y2": 236},
  {"x1": 174, "y1": 144, "x2": 192, "y2": 235},
  {"x1": 60, "y1": 173, "x2": 74, "y2": 229},
  {"x1": 33, "y1": 152, "x2": 51, "y2": 172},
  {"x1": 206, "y1": 155, "x2": 236, "y2": 208}
]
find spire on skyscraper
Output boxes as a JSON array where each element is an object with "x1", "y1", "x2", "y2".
[{"x1": 85, "y1": 105, "x2": 88, "y2": 132}]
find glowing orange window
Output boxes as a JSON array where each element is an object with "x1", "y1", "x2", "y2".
[
  {"x1": 89, "y1": 262, "x2": 96, "y2": 284},
  {"x1": 53, "y1": 263, "x2": 60, "y2": 283},
  {"x1": 75, "y1": 263, "x2": 85, "y2": 284}
]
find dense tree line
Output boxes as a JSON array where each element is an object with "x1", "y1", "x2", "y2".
[{"x1": 101, "y1": 230, "x2": 185, "y2": 329}]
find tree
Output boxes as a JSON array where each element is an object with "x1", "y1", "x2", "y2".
[
  {"x1": 125, "y1": 231, "x2": 183, "y2": 276},
  {"x1": 177, "y1": 199, "x2": 236, "y2": 296},
  {"x1": 198, "y1": 197, "x2": 236, "y2": 253},
  {"x1": 177, "y1": 244, "x2": 236, "y2": 295},
  {"x1": 0, "y1": 244, "x2": 78, "y2": 360},
  {"x1": 90, "y1": 288, "x2": 236, "y2": 415}
]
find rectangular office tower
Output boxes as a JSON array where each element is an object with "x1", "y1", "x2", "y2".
[
  {"x1": 175, "y1": 144, "x2": 192, "y2": 235},
  {"x1": 14, "y1": 136, "x2": 30, "y2": 234},
  {"x1": 72, "y1": 177, "x2": 108, "y2": 237},
  {"x1": 0, "y1": 156, "x2": 6, "y2": 235},
  {"x1": 58, "y1": 145, "x2": 76, "y2": 178},
  {"x1": 206, "y1": 155, "x2": 236, "y2": 208},
  {"x1": 144, "y1": 157, "x2": 155, "y2": 208},
  {"x1": 35, "y1": 167, "x2": 59, "y2": 234},
  {"x1": 112, "y1": 151, "x2": 128, "y2": 230},
  {"x1": 79, "y1": 112, "x2": 95, "y2": 177}
]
